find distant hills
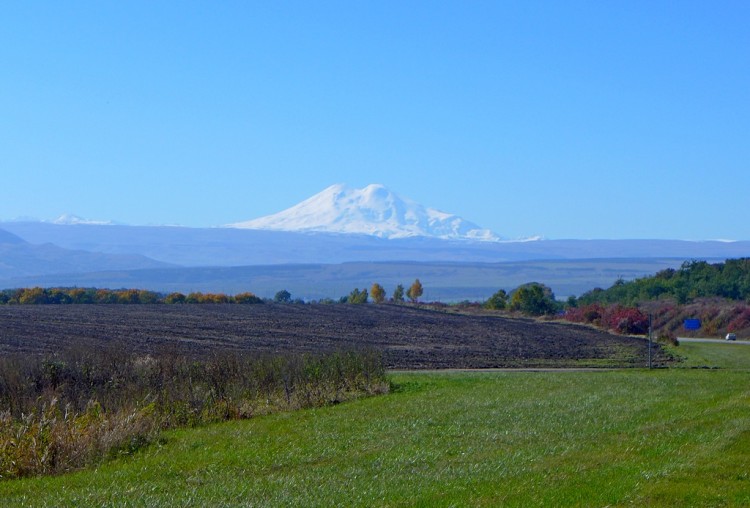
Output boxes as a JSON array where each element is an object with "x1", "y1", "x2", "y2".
[
  {"x1": 0, "y1": 227, "x2": 172, "y2": 280},
  {"x1": 2, "y1": 183, "x2": 750, "y2": 299},
  {"x1": 3, "y1": 222, "x2": 750, "y2": 268},
  {"x1": 1, "y1": 221, "x2": 749, "y2": 299}
]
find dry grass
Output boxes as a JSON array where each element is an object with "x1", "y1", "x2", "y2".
[{"x1": 0, "y1": 345, "x2": 387, "y2": 480}]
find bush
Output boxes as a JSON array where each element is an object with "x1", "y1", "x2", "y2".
[
  {"x1": 565, "y1": 303, "x2": 648, "y2": 335},
  {"x1": 604, "y1": 306, "x2": 649, "y2": 335},
  {"x1": 565, "y1": 303, "x2": 605, "y2": 326},
  {"x1": 728, "y1": 307, "x2": 750, "y2": 333}
]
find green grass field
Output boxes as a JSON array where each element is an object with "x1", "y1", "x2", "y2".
[
  {"x1": 2, "y1": 343, "x2": 749, "y2": 507},
  {"x1": 672, "y1": 340, "x2": 750, "y2": 370}
]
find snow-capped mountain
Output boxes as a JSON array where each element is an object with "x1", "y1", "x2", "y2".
[
  {"x1": 227, "y1": 184, "x2": 501, "y2": 241},
  {"x1": 50, "y1": 214, "x2": 115, "y2": 226}
]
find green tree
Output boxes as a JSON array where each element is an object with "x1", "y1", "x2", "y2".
[
  {"x1": 406, "y1": 279, "x2": 423, "y2": 303},
  {"x1": 392, "y1": 284, "x2": 405, "y2": 303},
  {"x1": 47, "y1": 288, "x2": 72, "y2": 304},
  {"x1": 508, "y1": 283, "x2": 558, "y2": 316},
  {"x1": 370, "y1": 283, "x2": 386, "y2": 304},
  {"x1": 274, "y1": 290, "x2": 292, "y2": 303},
  {"x1": 348, "y1": 288, "x2": 369, "y2": 304},
  {"x1": 138, "y1": 290, "x2": 160, "y2": 304},
  {"x1": 483, "y1": 289, "x2": 507, "y2": 310}
]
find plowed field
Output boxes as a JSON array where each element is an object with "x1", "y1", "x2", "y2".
[{"x1": 0, "y1": 304, "x2": 666, "y2": 369}]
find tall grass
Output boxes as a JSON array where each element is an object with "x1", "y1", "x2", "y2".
[{"x1": 0, "y1": 344, "x2": 387, "y2": 479}]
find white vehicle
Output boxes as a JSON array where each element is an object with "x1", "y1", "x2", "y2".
[{"x1": 726, "y1": 333, "x2": 737, "y2": 341}]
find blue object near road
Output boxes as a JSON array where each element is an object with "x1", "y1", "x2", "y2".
[{"x1": 684, "y1": 319, "x2": 701, "y2": 330}]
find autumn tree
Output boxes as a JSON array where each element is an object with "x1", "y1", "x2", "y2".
[
  {"x1": 370, "y1": 283, "x2": 386, "y2": 303},
  {"x1": 95, "y1": 289, "x2": 119, "y2": 304},
  {"x1": 186, "y1": 292, "x2": 204, "y2": 304},
  {"x1": 406, "y1": 279, "x2": 423, "y2": 303},
  {"x1": 234, "y1": 292, "x2": 263, "y2": 304},
  {"x1": 117, "y1": 289, "x2": 141, "y2": 304},
  {"x1": 68, "y1": 288, "x2": 94, "y2": 304},
  {"x1": 164, "y1": 292, "x2": 186, "y2": 304},
  {"x1": 205, "y1": 293, "x2": 229, "y2": 304},
  {"x1": 18, "y1": 287, "x2": 48, "y2": 305}
]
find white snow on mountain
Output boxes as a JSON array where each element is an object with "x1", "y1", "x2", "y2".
[
  {"x1": 50, "y1": 214, "x2": 115, "y2": 226},
  {"x1": 227, "y1": 184, "x2": 501, "y2": 241}
]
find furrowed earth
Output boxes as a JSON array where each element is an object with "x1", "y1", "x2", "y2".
[{"x1": 0, "y1": 304, "x2": 666, "y2": 368}]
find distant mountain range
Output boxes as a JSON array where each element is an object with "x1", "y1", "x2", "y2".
[
  {"x1": 2, "y1": 184, "x2": 750, "y2": 298},
  {"x1": 227, "y1": 183, "x2": 501, "y2": 241},
  {"x1": 0, "y1": 227, "x2": 172, "y2": 280},
  {"x1": 3, "y1": 221, "x2": 750, "y2": 267}
]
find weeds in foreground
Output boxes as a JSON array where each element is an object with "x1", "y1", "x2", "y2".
[{"x1": 0, "y1": 345, "x2": 388, "y2": 479}]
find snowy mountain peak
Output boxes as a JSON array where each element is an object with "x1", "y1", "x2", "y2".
[
  {"x1": 51, "y1": 214, "x2": 114, "y2": 226},
  {"x1": 227, "y1": 184, "x2": 501, "y2": 241}
]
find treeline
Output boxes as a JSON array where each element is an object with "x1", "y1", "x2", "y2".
[
  {"x1": 0, "y1": 287, "x2": 264, "y2": 305},
  {"x1": 340, "y1": 279, "x2": 423, "y2": 304},
  {"x1": 0, "y1": 281, "x2": 429, "y2": 306},
  {"x1": 577, "y1": 258, "x2": 750, "y2": 306},
  {"x1": 0, "y1": 345, "x2": 388, "y2": 479}
]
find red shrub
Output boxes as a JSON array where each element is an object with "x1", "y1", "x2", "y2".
[
  {"x1": 565, "y1": 304, "x2": 605, "y2": 325},
  {"x1": 566, "y1": 304, "x2": 649, "y2": 335},
  {"x1": 727, "y1": 307, "x2": 750, "y2": 333},
  {"x1": 604, "y1": 306, "x2": 650, "y2": 335}
]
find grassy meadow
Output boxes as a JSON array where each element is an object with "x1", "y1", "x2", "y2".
[
  {"x1": 671, "y1": 340, "x2": 750, "y2": 369},
  {"x1": 2, "y1": 343, "x2": 749, "y2": 507}
]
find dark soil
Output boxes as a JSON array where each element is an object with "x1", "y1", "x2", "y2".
[{"x1": 0, "y1": 304, "x2": 668, "y2": 369}]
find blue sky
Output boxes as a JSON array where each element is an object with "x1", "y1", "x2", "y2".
[{"x1": 2, "y1": 1, "x2": 748, "y2": 240}]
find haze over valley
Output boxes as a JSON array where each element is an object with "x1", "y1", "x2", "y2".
[{"x1": 2, "y1": 184, "x2": 749, "y2": 299}]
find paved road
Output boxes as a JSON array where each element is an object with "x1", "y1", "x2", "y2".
[{"x1": 678, "y1": 337, "x2": 750, "y2": 345}]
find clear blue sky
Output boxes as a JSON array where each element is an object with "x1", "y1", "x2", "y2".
[{"x1": 2, "y1": 1, "x2": 748, "y2": 240}]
